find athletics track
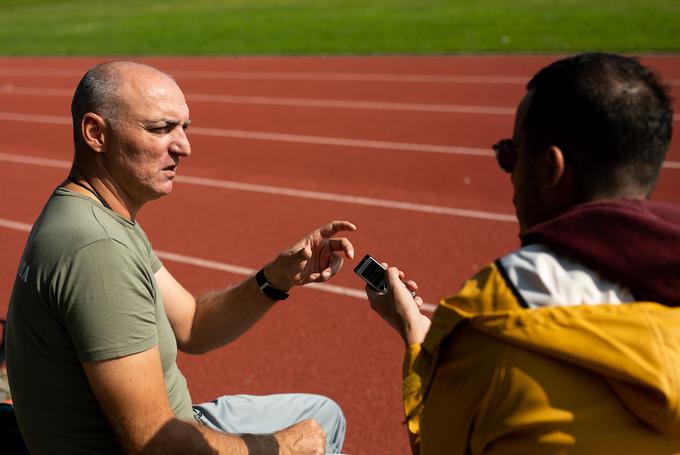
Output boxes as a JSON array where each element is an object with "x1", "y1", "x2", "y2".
[{"x1": 0, "y1": 55, "x2": 678, "y2": 454}]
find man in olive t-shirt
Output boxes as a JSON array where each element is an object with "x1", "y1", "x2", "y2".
[
  {"x1": 6, "y1": 61, "x2": 356, "y2": 455},
  {"x1": 8, "y1": 188, "x2": 193, "y2": 453}
]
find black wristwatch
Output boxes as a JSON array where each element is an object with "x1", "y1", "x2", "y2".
[{"x1": 255, "y1": 268, "x2": 290, "y2": 301}]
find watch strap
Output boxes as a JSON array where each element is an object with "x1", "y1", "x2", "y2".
[{"x1": 255, "y1": 268, "x2": 290, "y2": 301}]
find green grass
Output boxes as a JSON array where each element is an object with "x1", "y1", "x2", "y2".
[{"x1": 0, "y1": 0, "x2": 678, "y2": 55}]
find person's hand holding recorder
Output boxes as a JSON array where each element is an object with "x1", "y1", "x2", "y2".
[{"x1": 365, "y1": 264, "x2": 431, "y2": 346}]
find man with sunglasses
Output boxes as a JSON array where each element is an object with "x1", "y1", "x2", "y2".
[{"x1": 367, "y1": 53, "x2": 680, "y2": 453}]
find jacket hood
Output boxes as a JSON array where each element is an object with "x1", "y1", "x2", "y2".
[
  {"x1": 454, "y1": 301, "x2": 680, "y2": 434},
  {"x1": 521, "y1": 198, "x2": 680, "y2": 306}
]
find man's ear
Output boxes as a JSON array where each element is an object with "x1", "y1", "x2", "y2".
[
  {"x1": 542, "y1": 145, "x2": 567, "y2": 189},
  {"x1": 81, "y1": 113, "x2": 107, "y2": 153}
]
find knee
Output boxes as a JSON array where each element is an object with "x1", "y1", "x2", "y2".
[
  {"x1": 317, "y1": 397, "x2": 346, "y2": 453},
  {"x1": 323, "y1": 397, "x2": 345, "y2": 427}
]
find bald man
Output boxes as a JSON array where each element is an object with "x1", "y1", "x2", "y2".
[{"x1": 6, "y1": 62, "x2": 352, "y2": 455}]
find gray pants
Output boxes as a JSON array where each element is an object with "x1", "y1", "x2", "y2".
[{"x1": 193, "y1": 394, "x2": 346, "y2": 454}]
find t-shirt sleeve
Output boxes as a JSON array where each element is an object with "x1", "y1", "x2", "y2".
[
  {"x1": 136, "y1": 222, "x2": 162, "y2": 273},
  {"x1": 149, "y1": 248, "x2": 162, "y2": 273},
  {"x1": 56, "y1": 238, "x2": 160, "y2": 363}
]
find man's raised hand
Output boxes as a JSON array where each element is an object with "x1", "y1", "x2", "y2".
[{"x1": 265, "y1": 221, "x2": 357, "y2": 291}]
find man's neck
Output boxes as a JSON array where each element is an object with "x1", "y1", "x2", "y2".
[{"x1": 66, "y1": 167, "x2": 140, "y2": 220}]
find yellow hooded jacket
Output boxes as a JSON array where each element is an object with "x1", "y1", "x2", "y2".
[{"x1": 403, "y1": 262, "x2": 680, "y2": 454}]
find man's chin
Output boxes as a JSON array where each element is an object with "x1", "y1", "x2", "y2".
[{"x1": 148, "y1": 182, "x2": 174, "y2": 200}]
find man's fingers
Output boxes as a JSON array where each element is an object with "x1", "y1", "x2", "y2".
[
  {"x1": 385, "y1": 267, "x2": 403, "y2": 288},
  {"x1": 386, "y1": 268, "x2": 419, "y2": 298},
  {"x1": 318, "y1": 220, "x2": 357, "y2": 239},
  {"x1": 326, "y1": 238, "x2": 354, "y2": 259},
  {"x1": 404, "y1": 279, "x2": 418, "y2": 291},
  {"x1": 330, "y1": 253, "x2": 343, "y2": 276},
  {"x1": 306, "y1": 272, "x2": 322, "y2": 282},
  {"x1": 316, "y1": 255, "x2": 343, "y2": 282}
]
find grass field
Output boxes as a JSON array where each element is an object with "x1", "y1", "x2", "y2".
[{"x1": 0, "y1": 0, "x2": 678, "y2": 55}]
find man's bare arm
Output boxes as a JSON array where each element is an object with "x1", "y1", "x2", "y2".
[
  {"x1": 160, "y1": 221, "x2": 356, "y2": 354},
  {"x1": 83, "y1": 346, "x2": 326, "y2": 454},
  {"x1": 157, "y1": 267, "x2": 281, "y2": 354},
  {"x1": 82, "y1": 346, "x2": 248, "y2": 454}
]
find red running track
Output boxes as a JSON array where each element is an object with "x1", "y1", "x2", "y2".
[{"x1": 1, "y1": 55, "x2": 679, "y2": 454}]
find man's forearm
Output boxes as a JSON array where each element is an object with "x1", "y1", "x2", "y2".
[
  {"x1": 179, "y1": 272, "x2": 280, "y2": 354},
  {"x1": 135, "y1": 416, "x2": 324, "y2": 455},
  {"x1": 169, "y1": 220, "x2": 356, "y2": 355},
  {"x1": 135, "y1": 418, "x2": 261, "y2": 455}
]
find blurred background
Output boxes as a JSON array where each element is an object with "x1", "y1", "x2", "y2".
[{"x1": 1, "y1": 0, "x2": 678, "y2": 55}]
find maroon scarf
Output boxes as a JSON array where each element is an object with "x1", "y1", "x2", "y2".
[{"x1": 521, "y1": 199, "x2": 680, "y2": 307}]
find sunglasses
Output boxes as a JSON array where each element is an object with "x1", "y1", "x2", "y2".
[{"x1": 492, "y1": 138, "x2": 518, "y2": 173}]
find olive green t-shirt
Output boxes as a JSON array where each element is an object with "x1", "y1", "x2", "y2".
[{"x1": 6, "y1": 188, "x2": 194, "y2": 455}]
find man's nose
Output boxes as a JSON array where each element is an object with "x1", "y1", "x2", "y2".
[{"x1": 171, "y1": 128, "x2": 191, "y2": 157}]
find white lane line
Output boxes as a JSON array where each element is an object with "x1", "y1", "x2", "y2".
[
  {"x1": 0, "y1": 111, "x2": 494, "y2": 157},
  {"x1": 177, "y1": 174, "x2": 518, "y2": 222},
  {"x1": 190, "y1": 125, "x2": 495, "y2": 156},
  {"x1": 0, "y1": 85, "x2": 516, "y2": 116},
  {"x1": 1, "y1": 66, "x2": 680, "y2": 86},
  {"x1": 187, "y1": 94, "x2": 517, "y2": 115},
  {"x1": 173, "y1": 70, "x2": 530, "y2": 85},
  {"x1": 0, "y1": 217, "x2": 439, "y2": 312},
  {"x1": 153, "y1": 251, "x2": 371, "y2": 301},
  {"x1": 0, "y1": 151, "x2": 517, "y2": 222},
  {"x1": 0, "y1": 86, "x2": 72, "y2": 97},
  {"x1": 0, "y1": 152, "x2": 70, "y2": 168},
  {"x1": 5, "y1": 86, "x2": 680, "y2": 123},
  {"x1": 0, "y1": 218, "x2": 32, "y2": 232},
  {"x1": 154, "y1": 250, "x2": 256, "y2": 276},
  {"x1": 0, "y1": 68, "x2": 83, "y2": 77},
  {"x1": 0, "y1": 67, "x2": 528, "y2": 84},
  {"x1": 6, "y1": 86, "x2": 680, "y2": 122},
  {"x1": 1, "y1": 112, "x2": 680, "y2": 168},
  {"x1": 0, "y1": 111, "x2": 71, "y2": 125},
  {"x1": 5, "y1": 149, "x2": 678, "y2": 222}
]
